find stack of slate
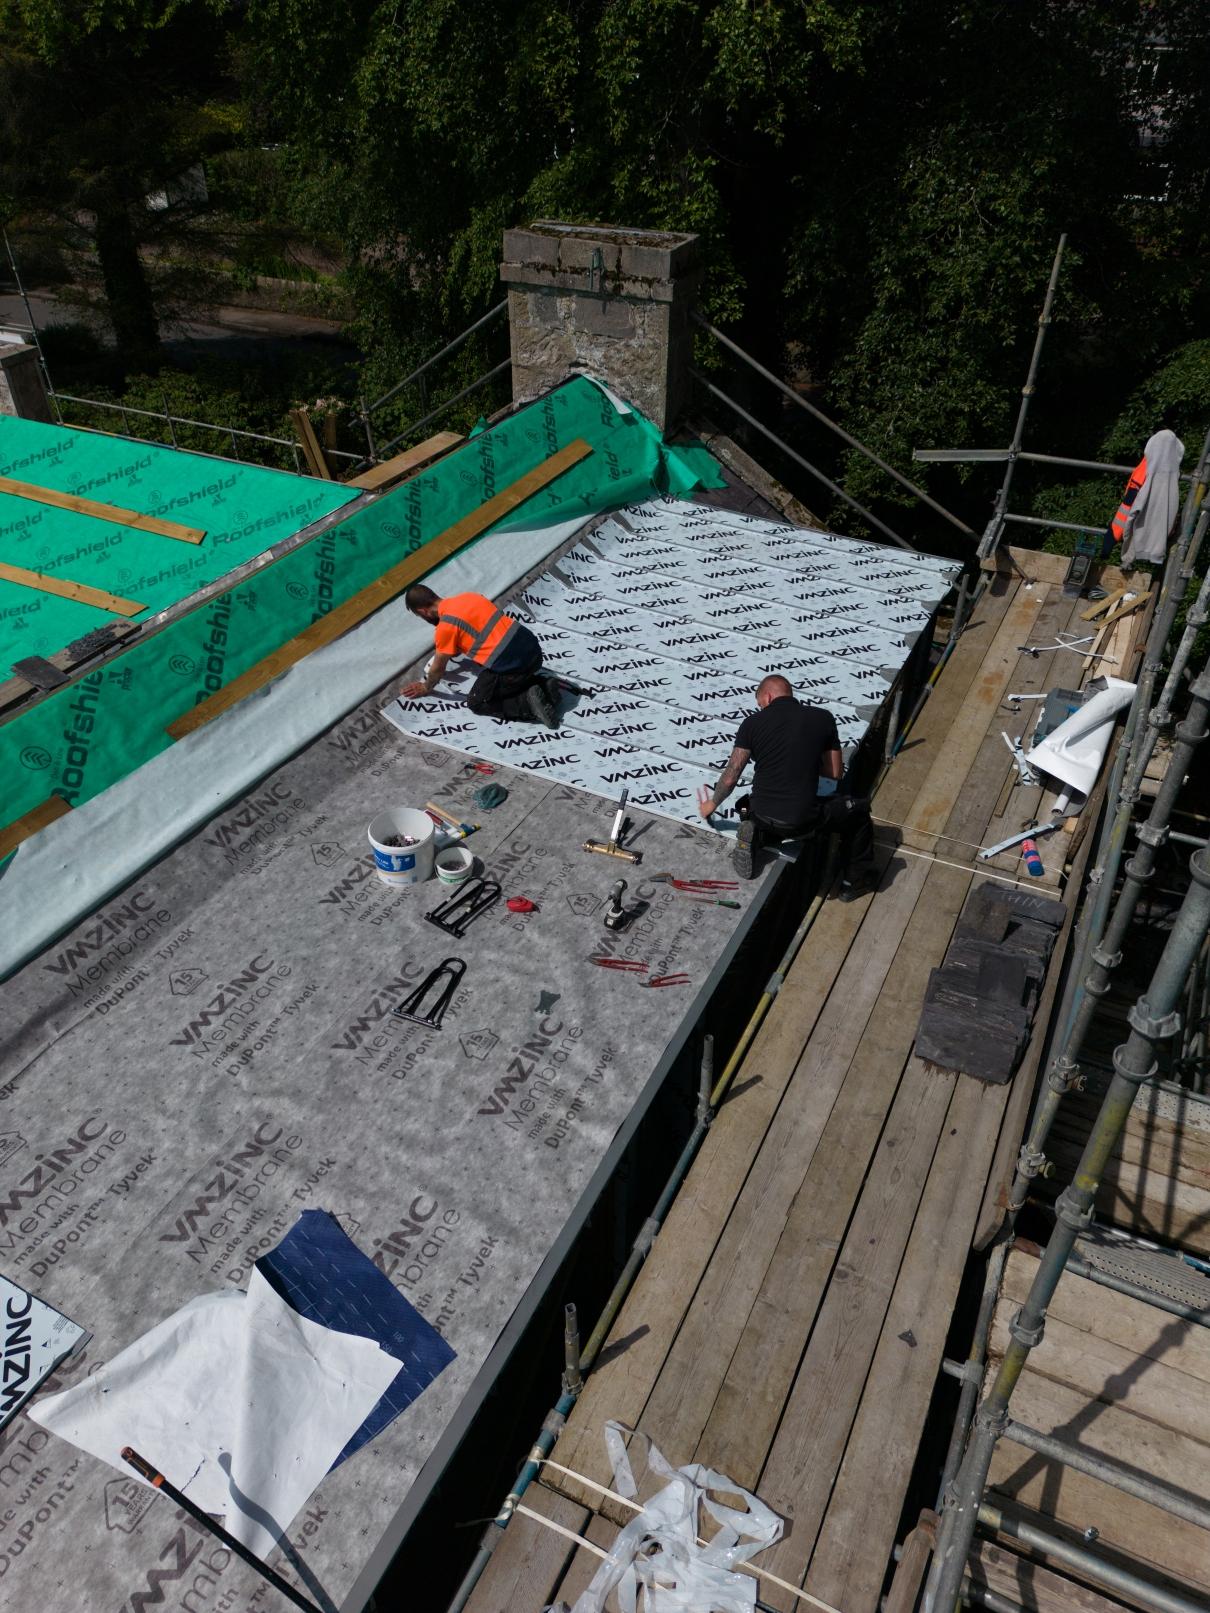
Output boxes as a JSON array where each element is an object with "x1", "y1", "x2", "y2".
[{"x1": 915, "y1": 883, "x2": 1066, "y2": 1084}]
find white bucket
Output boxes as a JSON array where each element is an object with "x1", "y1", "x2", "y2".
[
  {"x1": 366, "y1": 807, "x2": 435, "y2": 887},
  {"x1": 435, "y1": 845, "x2": 475, "y2": 886}
]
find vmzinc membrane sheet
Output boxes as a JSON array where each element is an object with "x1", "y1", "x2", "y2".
[
  {"x1": 0, "y1": 416, "x2": 357, "y2": 665},
  {"x1": 0, "y1": 686, "x2": 776, "y2": 1612},
  {"x1": 382, "y1": 500, "x2": 960, "y2": 820},
  {"x1": 1, "y1": 379, "x2": 722, "y2": 835}
]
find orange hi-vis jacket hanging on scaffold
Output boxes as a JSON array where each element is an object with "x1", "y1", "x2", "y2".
[
  {"x1": 434, "y1": 592, "x2": 526, "y2": 669},
  {"x1": 1108, "y1": 457, "x2": 1148, "y2": 549}
]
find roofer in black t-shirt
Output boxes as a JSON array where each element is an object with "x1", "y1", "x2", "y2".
[{"x1": 697, "y1": 674, "x2": 877, "y2": 889}]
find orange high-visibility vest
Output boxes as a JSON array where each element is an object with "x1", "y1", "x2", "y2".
[
  {"x1": 434, "y1": 592, "x2": 521, "y2": 667},
  {"x1": 1110, "y1": 457, "x2": 1147, "y2": 546}
]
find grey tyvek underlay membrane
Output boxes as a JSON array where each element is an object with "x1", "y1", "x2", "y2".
[
  {"x1": 381, "y1": 501, "x2": 959, "y2": 820},
  {"x1": 0, "y1": 702, "x2": 777, "y2": 1612}
]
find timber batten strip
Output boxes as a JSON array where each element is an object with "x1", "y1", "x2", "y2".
[
  {"x1": 343, "y1": 432, "x2": 464, "y2": 490},
  {"x1": 0, "y1": 474, "x2": 206, "y2": 543},
  {"x1": 165, "y1": 439, "x2": 592, "y2": 739},
  {"x1": 0, "y1": 794, "x2": 71, "y2": 859},
  {"x1": 0, "y1": 560, "x2": 146, "y2": 617}
]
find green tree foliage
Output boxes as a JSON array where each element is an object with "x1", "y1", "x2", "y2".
[
  {"x1": 237, "y1": 0, "x2": 1208, "y2": 539},
  {"x1": 3, "y1": 1, "x2": 1208, "y2": 537},
  {"x1": 0, "y1": 0, "x2": 238, "y2": 364}
]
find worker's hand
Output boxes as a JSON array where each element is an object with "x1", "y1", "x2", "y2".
[
  {"x1": 399, "y1": 681, "x2": 428, "y2": 700},
  {"x1": 696, "y1": 790, "x2": 716, "y2": 820}
]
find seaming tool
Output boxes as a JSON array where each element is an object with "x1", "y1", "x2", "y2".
[
  {"x1": 640, "y1": 972, "x2": 691, "y2": 989},
  {"x1": 588, "y1": 956, "x2": 648, "y2": 972},
  {"x1": 583, "y1": 787, "x2": 642, "y2": 865}
]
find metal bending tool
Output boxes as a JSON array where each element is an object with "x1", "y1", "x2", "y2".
[
  {"x1": 978, "y1": 820, "x2": 1061, "y2": 862},
  {"x1": 393, "y1": 957, "x2": 466, "y2": 1029},
  {"x1": 425, "y1": 878, "x2": 501, "y2": 937}
]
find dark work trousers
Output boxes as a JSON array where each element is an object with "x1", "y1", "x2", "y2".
[
  {"x1": 466, "y1": 652, "x2": 544, "y2": 721},
  {"x1": 738, "y1": 791, "x2": 876, "y2": 875}
]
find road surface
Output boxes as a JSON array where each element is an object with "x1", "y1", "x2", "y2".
[{"x1": 0, "y1": 288, "x2": 357, "y2": 368}]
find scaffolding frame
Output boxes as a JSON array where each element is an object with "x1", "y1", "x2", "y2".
[{"x1": 912, "y1": 240, "x2": 1210, "y2": 1611}]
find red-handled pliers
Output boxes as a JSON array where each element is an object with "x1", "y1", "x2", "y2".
[
  {"x1": 588, "y1": 956, "x2": 648, "y2": 972},
  {"x1": 641, "y1": 972, "x2": 691, "y2": 988},
  {"x1": 650, "y1": 874, "x2": 739, "y2": 892}
]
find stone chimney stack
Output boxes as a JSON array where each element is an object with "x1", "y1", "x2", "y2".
[
  {"x1": 0, "y1": 341, "x2": 52, "y2": 422},
  {"x1": 500, "y1": 222, "x2": 701, "y2": 435}
]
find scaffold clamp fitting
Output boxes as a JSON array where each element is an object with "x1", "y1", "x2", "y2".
[
  {"x1": 1126, "y1": 1000, "x2": 1182, "y2": 1043},
  {"x1": 1008, "y1": 1307, "x2": 1045, "y2": 1350}
]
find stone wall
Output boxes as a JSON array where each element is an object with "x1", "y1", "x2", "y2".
[
  {"x1": 0, "y1": 342, "x2": 52, "y2": 422},
  {"x1": 500, "y1": 222, "x2": 701, "y2": 433}
]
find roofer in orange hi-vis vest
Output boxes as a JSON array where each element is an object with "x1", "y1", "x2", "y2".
[{"x1": 401, "y1": 585, "x2": 560, "y2": 728}]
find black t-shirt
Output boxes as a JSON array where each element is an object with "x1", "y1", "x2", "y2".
[{"x1": 734, "y1": 696, "x2": 839, "y2": 824}]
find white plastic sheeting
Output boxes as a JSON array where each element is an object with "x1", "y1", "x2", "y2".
[
  {"x1": 31, "y1": 1268, "x2": 401, "y2": 1558},
  {"x1": 1027, "y1": 676, "x2": 1137, "y2": 800},
  {"x1": 552, "y1": 1422, "x2": 783, "y2": 1613}
]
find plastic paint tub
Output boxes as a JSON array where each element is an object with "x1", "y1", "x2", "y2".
[
  {"x1": 434, "y1": 845, "x2": 475, "y2": 886},
  {"x1": 366, "y1": 807, "x2": 435, "y2": 887}
]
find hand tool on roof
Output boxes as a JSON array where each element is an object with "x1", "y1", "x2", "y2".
[
  {"x1": 978, "y1": 819, "x2": 1061, "y2": 862},
  {"x1": 608, "y1": 790, "x2": 629, "y2": 845},
  {"x1": 426, "y1": 801, "x2": 479, "y2": 837},
  {"x1": 587, "y1": 956, "x2": 648, "y2": 972},
  {"x1": 649, "y1": 874, "x2": 740, "y2": 891},
  {"x1": 425, "y1": 879, "x2": 501, "y2": 937},
  {"x1": 674, "y1": 892, "x2": 742, "y2": 909},
  {"x1": 393, "y1": 957, "x2": 466, "y2": 1030},
  {"x1": 426, "y1": 810, "x2": 474, "y2": 842},
  {"x1": 603, "y1": 881, "x2": 627, "y2": 930},
  {"x1": 583, "y1": 787, "x2": 642, "y2": 865},
  {"x1": 640, "y1": 973, "x2": 691, "y2": 989},
  {"x1": 507, "y1": 896, "x2": 537, "y2": 913},
  {"x1": 122, "y1": 1450, "x2": 322, "y2": 1613}
]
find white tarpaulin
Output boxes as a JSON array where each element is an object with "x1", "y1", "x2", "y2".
[{"x1": 31, "y1": 1266, "x2": 401, "y2": 1558}]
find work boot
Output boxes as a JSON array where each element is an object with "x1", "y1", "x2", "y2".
[
  {"x1": 732, "y1": 819, "x2": 757, "y2": 880},
  {"x1": 839, "y1": 868, "x2": 879, "y2": 901},
  {"x1": 526, "y1": 682, "x2": 560, "y2": 730}
]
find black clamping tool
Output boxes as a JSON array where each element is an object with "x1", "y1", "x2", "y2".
[
  {"x1": 603, "y1": 880, "x2": 629, "y2": 931},
  {"x1": 425, "y1": 878, "x2": 502, "y2": 938},
  {"x1": 393, "y1": 957, "x2": 466, "y2": 1030}
]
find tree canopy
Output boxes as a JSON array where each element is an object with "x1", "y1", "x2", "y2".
[{"x1": 3, "y1": 1, "x2": 1208, "y2": 537}]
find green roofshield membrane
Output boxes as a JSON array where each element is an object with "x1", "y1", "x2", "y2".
[
  {"x1": 0, "y1": 418, "x2": 357, "y2": 665},
  {"x1": 1, "y1": 378, "x2": 723, "y2": 836}
]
